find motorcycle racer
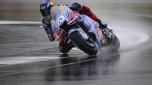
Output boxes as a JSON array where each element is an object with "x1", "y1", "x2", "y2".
[
  {"x1": 40, "y1": 0, "x2": 111, "y2": 41},
  {"x1": 40, "y1": 0, "x2": 55, "y2": 41},
  {"x1": 40, "y1": 0, "x2": 75, "y2": 53},
  {"x1": 39, "y1": 1, "x2": 113, "y2": 53}
]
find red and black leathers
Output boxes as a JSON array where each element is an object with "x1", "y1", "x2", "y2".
[
  {"x1": 79, "y1": 6, "x2": 98, "y2": 21},
  {"x1": 73, "y1": 6, "x2": 106, "y2": 29}
]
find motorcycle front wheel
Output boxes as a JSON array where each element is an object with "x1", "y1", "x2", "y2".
[{"x1": 69, "y1": 31, "x2": 98, "y2": 55}]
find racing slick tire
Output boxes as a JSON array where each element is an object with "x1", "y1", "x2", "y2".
[{"x1": 110, "y1": 34, "x2": 120, "y2": 51}]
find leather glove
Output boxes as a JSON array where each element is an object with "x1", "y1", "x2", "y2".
[
  {"x1": 49, "y1": 35, "x2": 55, "y2": 41},
  {"x1": 48, "y1": 32, "x2": 56, "y2": 41}
]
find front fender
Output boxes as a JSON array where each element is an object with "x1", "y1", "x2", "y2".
[{"x1": 68, "y1": 28, "x2": 89, "y2": 40}]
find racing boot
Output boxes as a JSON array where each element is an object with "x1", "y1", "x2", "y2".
[
  {"x1": 102, "y1": 27, "x2": 113, "y2": 44},
  {"x1": 96, "y1": 19, "x2": 109, "y2": 38},
  {"x1": 97, "y1": 22, "x2": 113, "y2": 45},
  {"x1": 96, "y1": 19, "x2": 112, "y2": 42}
]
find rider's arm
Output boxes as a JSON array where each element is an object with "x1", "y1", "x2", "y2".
[{"x1": 42, "y1": 17, "x2": 55, "y2": 41}]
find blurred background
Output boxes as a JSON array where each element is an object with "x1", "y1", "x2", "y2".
[{"x1": 0, "y1": 0, "x2": 151, "y2": 21}]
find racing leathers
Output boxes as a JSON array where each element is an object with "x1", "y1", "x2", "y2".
[
  {"x1": 42, "y1": 17, "x2": 56, "y2": 41},
  {"x1": 70, "y1": 5, "x2": 107, "y2": 29}
]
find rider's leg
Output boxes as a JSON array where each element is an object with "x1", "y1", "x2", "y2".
[
  {"x1": 96, "y1": 19, "x2": 112, "y2": 39},
  {"x1": 80, "y1": 15, "x2": 112, "y2": 43},
  {"x1": 79, "y1": 15, "x2": 101, "y2": 42}
]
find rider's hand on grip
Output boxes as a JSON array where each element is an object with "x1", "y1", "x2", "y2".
[
  {"x1": 49, "y1": 36, "x2": 55, "y2": 41},
  {"x1": 49, "y1": 32, "x2": 56, "y2": 41}
]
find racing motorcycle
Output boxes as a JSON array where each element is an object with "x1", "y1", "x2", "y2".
[{"x1": 50, "y1": 6, "x2": 120, "y2": 55}]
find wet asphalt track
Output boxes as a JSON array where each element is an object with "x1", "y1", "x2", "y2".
[{"x1": 0, "y1": 6, "x2": 152, "y2": 85}]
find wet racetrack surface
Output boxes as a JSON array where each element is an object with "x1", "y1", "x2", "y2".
[{"x1": 0, "y1": 1, "x2": 152, "y2": 85}]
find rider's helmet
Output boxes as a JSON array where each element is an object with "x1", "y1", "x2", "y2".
[
  {"x1": 40, "y1": 0, "x2": 55, "y2": 17},
  {"x1": 71, "y1": 2, "x2": 82, "y2": 11}
]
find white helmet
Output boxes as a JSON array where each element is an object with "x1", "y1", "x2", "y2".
[{"x1": 50, "y1": 5, "x2": 72, "y2": 20}]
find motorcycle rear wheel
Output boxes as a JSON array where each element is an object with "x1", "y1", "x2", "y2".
[{"x1": 110, "y1": 34, "x2": 120, "y2": 51}]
